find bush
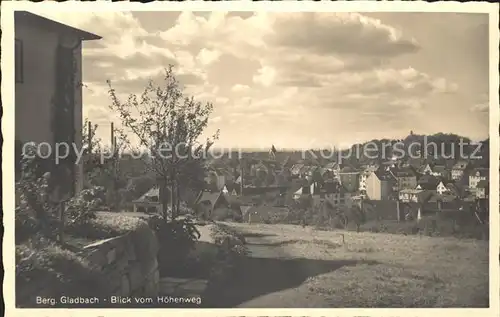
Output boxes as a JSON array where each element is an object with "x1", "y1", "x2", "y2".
[
  {"x1": 16, "y1": 237, "x2": 107, "y2": 307},
  {"x1": 147, "y1": 215, "x2": 201, "y2": 276},
  {"x1": 15, "y1": 204, "x2": 41, "y2": 244},
  {"x1": 15, "y1": 144, "x2": 104, "y2": 243},
  {"x1": 15, "y1": 151, "x2": 60, "y2": 243},
  {"x1": 208, "y1": 224, "x2": 248, "y2": 288},
  {"x1": 65, "y1": 188, "x2": 102, "y2": 228}
]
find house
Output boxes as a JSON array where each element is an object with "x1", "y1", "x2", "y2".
[
  {"x1": 338, "y1": 166, "x2": 360, "y2": 193},
  {"x1": 205, "y1": 168, "x2": 234, "y2": 191},
  {"x1": 290, "y1": 164, "x2": 305, "y2": 177},
  {"x1": 418, "y1": 163, "x2": 434, "y2": 175},
  {"x1": 132, "y1": 187, "x2": 162, "y2": 214},
  {"x1": 319, "y1": 167, "x2": 338, "y2": 182},
  {"x1": 431, "y1": 165, "x2": 450, "y2": 180},
  {"x1": 222, "y1": 183, "x2": 242, "y2": 196},
  {"x1": 323, "y1": 185, "x2": 355, "y2": 209},
  {"x1": 416, "y1": 163, "x2": 449, "y2": 180},
  {"x1": 436, "y1": 181, "x2": 449, "y2": 195},
  {"x1": 469, "y1": 167, "x2": 489, "y2": 189},
  {"x1": 451, "y1": 161, "x2": 471, "y2": 181},
  {"x1": 475, "y1": 180, "x2": 489, "y2": 199},
  {"x1": 293, "y1": 180, "x2": 321, "y2": 200},
  {"x1": 303, "y1": 166, "x2": 322, "y2": 183},
  {"x1": 391, "y1": 166, "x2": 418, "y2": 190},
  {"x1": 398, "y1": 189, "x2": 424, "y2": 203},
  {"x1": 323, "y1": 162, "x2": 340, "y2": 180},
  {"x1": 307, "y1": 180, "x2": 354, "y2": 209},
  {"x1": 323, "y1": 161, "x2": 340, "y2": 172},
  {"x1": 416, "y1": 174, "x2": 440, "y2": 190},
  {"x1": 15, "y1": 11, "x2": 101, "y2": 200},
  {"x1": 365, "y1": 170, "x2": 395, "y2": 200},
  {"x1": 358, "y1": 165, "x2": 380, "y2": 194},
  {"x1": 358, "y1": 170, "x2": 369, "y2": 194},
  {"x1": 195, "y1": 191, "x2": 230, "y2": 220}
]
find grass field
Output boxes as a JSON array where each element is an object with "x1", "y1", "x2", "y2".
[{"x1": 210, "y1": 222, "x2": 489, "y2": 308}]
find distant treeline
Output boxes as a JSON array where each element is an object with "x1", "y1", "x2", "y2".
[{"x1": 208, "y1": 133, "x2": 490, "y2": 166}]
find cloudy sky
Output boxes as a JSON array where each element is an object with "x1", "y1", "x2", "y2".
[{"x1": 35, "y1": 11, "x2": 489, "y2": 149}]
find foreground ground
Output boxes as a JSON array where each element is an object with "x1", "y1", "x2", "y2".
[{"x1": 205, "y1": 222, "x2": 488, "y2": 308}]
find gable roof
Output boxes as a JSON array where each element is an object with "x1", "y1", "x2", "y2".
[
  {"x1": 281, "y1": 156, "x2": 293, "y2": 169},
  {"x1": 15, "y1": 11, "x2": 101, "y2": 41},
  {"x1": 417, "y1": 163, "x2": 433, "y2": 174},
  {"x1": 373, "y1": 169, "x2": 395, "y2": 181},
  {"x1": 133, "y1": 186, "x2": 160, "y2": 203},
  {"x1": 290, "y1": 163, "x2": 305, "y2": 174},
  {"x1": 417, "y1": 174, "x2": 440, "y2": 190},
  {"x1": 197, "y1": 191, "x2": 226, "y2": 207}
]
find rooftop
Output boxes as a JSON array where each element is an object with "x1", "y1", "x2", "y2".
[{"x1": 15, "y1": 11, "x2": 101, "y2": 41}]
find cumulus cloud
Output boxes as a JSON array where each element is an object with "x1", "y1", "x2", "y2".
[
  {"x1": 33, "y1": 11, "x2": 208, "y2": 95},
  {"x1": 196, "y1": 48, "x2": 222, "y2": 66},
  {"x1": 25, "y1": 10, "x2": 485, "y2": 147},
  {"x1": 266, "y1": 13, "x2": 420, "y2": 57}
]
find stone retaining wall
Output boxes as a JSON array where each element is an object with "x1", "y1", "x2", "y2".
[
  {"x1": 82, "y1": 223, "x2": 160, "y2": 297},
  {"x1": 16, "y1": 223, "x2": 160, "y2": 307}
]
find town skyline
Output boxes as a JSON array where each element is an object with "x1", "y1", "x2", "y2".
[{"x1": 32, "y1": 10, "x2": 490, "y2": 149}]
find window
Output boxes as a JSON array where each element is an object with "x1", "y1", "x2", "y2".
[{"x1": 15, "y1": 39, "x2": 23, "y2": 83}]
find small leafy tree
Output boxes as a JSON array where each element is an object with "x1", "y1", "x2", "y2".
[
  {"x1": 107, "y1": 65, "x2": 218, "y2": 221},
  {"x1": 107, "y1": 65, "x2": 219, "y2": 271}
]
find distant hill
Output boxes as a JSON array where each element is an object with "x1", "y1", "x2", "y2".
[{"x1": 208, "y1": 133, "x2": 490, "y2": 168}]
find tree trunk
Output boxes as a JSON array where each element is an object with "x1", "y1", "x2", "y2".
[
  {"x1": 176, "y1": 184, "x2": 181, "y2": 217},
  {"x1": 158, "y1": 178, "x2": 170, "y2": 220},
  {"x1": 170, "y1": 184, "x2": 175, "y2": 220}
]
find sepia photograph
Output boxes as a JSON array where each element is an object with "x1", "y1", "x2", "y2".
[{"x1": 2, "y1": 1, "x2": 499, "y2": 315}]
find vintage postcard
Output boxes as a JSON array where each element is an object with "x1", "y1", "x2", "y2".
[{"x1": 1, "y1": 1, "x2": 499, "y2": 317}]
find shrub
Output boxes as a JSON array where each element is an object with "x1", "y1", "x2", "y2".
[
  {"x1": 16, "y1": 237, "x2": 107, "y2": 307},
  {"x1": 15, "y1": 148, "x2": 60, "y2": 243},
  {"x1": 65, "y1": 188, "x2": 102, "y2": 228},
  {"x1": 208, "y1": 224, "x2": 248, "y2": 288},
  {"x1": 15, "y1": 205, "x2": 40, "y2": 244},
  {"x1": 147, "y1": 215, "x2": 201, "y2": 275}
]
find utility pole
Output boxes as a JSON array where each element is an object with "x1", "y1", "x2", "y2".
[
  {"x1": 88, "y1": 120, "x2": 92, "y2": 156},
  {"x1": 110, "y1": 122, "x2": 117, "y2": 211},
  {"x1": 240, "y1": 159, "x2": 244, "y2": 196}
]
